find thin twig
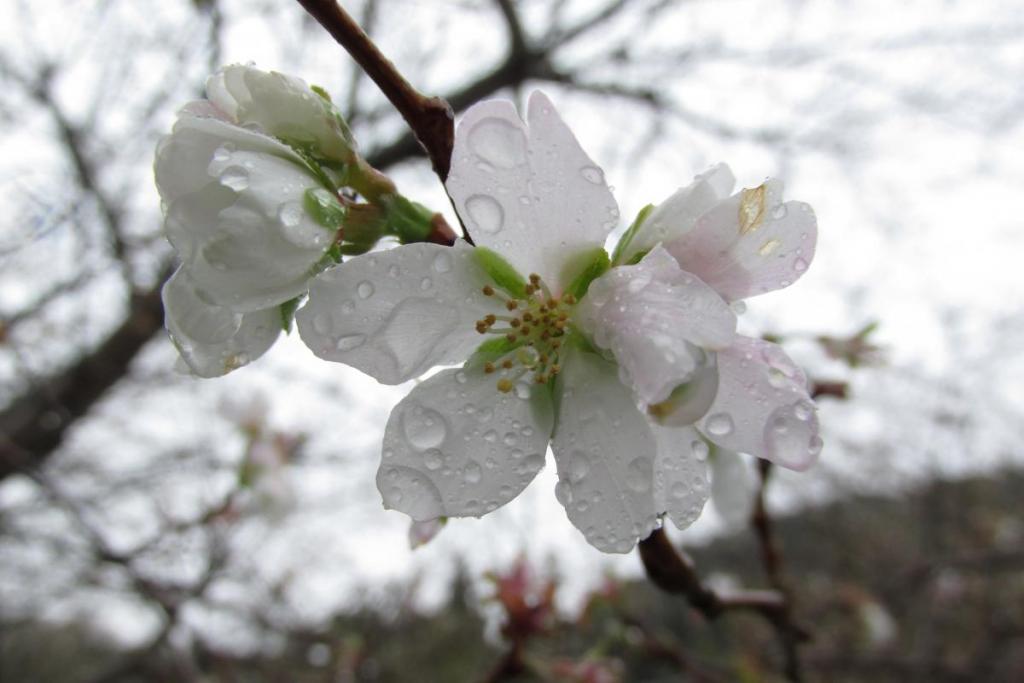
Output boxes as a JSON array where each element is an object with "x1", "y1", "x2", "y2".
[{"x1": 293, "y1": 0, "x2": 454, "y2": 181}]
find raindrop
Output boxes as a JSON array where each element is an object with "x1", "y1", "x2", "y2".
[
  {"x1": 388, "y1": 264, "x2": 401, "y2": 277},
  {"x1": 670, "y1": 482, "x2": 690, "y2": 500},
  {"x1": 568, "y1": 452, "x2": 590, "y2": 482},
  {"x1": 483, "y1": 429, "x2": 498, "y2": 443},
  {"x1": 626, "y1": 457, "x2": 653, "y2": 493},
  {"x1": 772, "y1": 204, "x2": 787, "y2": 220},
  {"x1": 278, "y1": 201, "x2": 302, "y2": 227},
  {"x1": 464, "y1": 500, "x2": 481, "y2": 515},
  {"x1": 312, "y1": 313, "x2": 331, "y2": 335},
  {"x1": 502, "y1": 432, "x2": 518, "y2": 447},
  {"x1": 519, "y1": 453, "x2": 544, "y2": 475},
  {"x1": 793, "y1": 400, "x2": 814, "y2": 421},
  {"x1": 357, "y1": 281, "x2": 374, "y2": 299},
  {"x1": 731, "y1": 301, "x2": 747, "y2": 315},
  {"x1": 423, "y1": 449, "x2": 443, "y2": 470},
  {"x1": 467, "y1": 118, "x2": 528, "y2": 168},
  {"x1": 758, "y1": 239, "x2": 782, "y2": 257},
  {"x1": 463, "y1": 461, "x2": 482, "y2": 484},
  {"x1": 219, "y1": 166, "x2": 250, "y2": 192},
  {"x1": 455, "y1": 371, "x2": 468, "y2": 384},
  {"x1": 705, "y1": 412, "x2": 734, "y2": 436},
  {"x1": 402, "y1": 406, "x2": 448, "y2": 450},
  {"x1": 793, "y1": 258, "x2": 808, "y2": 272},
  {"x1": 335, "y1": 334, "x2": 365, "y2": 351},
  {"x1": 340, "y1": 300, "x2": 355, "y2": 313},
  {"x1": 691, "y1": 440, "x2": 709, "y2": 461},
  {"x1": 420, "y1": 277, "x2": 433, "y2": 291},
  {"x1": 433, "y1": 252, "x2": 452, "y2": 273},
  {"x1": 580, "y1": 165, "x2": 605, "y2": 184},
  {"x1": 464, "y1": 195, "x2": 504, "y2": 234}
]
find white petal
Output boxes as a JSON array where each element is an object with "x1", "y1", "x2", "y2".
[
  {"x1": 577, "y1": 246, "x2": 736, "y2": 405},
  {"x1": 651, "y1": 424, "x2": 710, "y2": 531},
  {"x1": 154, "y1": 114, "x2": 300, "y2": 205},
  {"x1": 297, "y1": 242, "x2": 497, "y2": 385},
  {"x1": 550, "y1": 348, "x2": 659, "y2": 554},
  {"x1": 162, "y1": 268, "x2": 280, "y2": 377},
  {"x1": 446, "y1": 91, "x2": 619, "y2": 290},
  {"x1": 664, "y1": 179, "x2": 817, "y2": 302},
  {"x1": 697, "y1": 336, "x2": 822, "y2": 471},
  {"x1": 710, "y1": 449, "x2": 756, "y2": 529},
  {"x1": 377, "y1": 367, "x2": 554, "y2": 521},
  {"x1": 208, "y1": 65, "x2": 355, "y2": 162},
  {"x1": 620, "y1": 163, "x2": 735, "y2": 263},
  {"x1": 165, "y1": 149, "x2": 331, "y2": 313}
]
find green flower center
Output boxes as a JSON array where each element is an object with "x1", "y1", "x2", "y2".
[{"x1": 473, "y1": 273, "x2": 577, "y2": 392}]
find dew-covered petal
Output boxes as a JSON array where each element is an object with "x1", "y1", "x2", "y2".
[
  {"x1": 550, "y1": 348, "x2": 660, "y2": 554},
  {"x1": 619, "y1": 163, "x2": 735, "y2": 264},
  {"x1": 664, "y1": 178, "x2": 817, "y2": 302},
  {"x1": 709, "y1": 448, "x2": 756, "y2": 529},
  {"x1": 207, "y1": 64, "x2": 355, "y2": 162},
  {"x1": 577, "y1": 246, "x2": 736, "y2": 406},
  {"x1": 446, "y1": 91, "x2": 619, "y2": 290},
  {"x1": 165, "y1": 146, "x2": 332, "y2": 313},
  {"x1": 651, "y1": 424, "x2": 711, "y2": 532},
  {"x1": 377, "y1": 366, "x2": 554, "y2": 521},
  {"x1": 162, "y1": 267, "x2": 281, "y2": 377},
  {"x1": 155, "y1": 114, "x2": 302, "y2": 205},
  {"x1": 697, "y1": 336, "x2": 821, "y2": 471},
  {"x1": 297, "y1": 242, "x2": 498, "y2": 384}
]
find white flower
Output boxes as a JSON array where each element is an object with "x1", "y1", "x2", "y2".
[
  {"x1": 296, "y1": 92, "x2": 819, "y2": 553},
  {"x1": 155, "y1": 65, "x2": 355, "y2": 375},
  {"x1": 619, "y1": 163, "x2": 823, "y2": 472}
]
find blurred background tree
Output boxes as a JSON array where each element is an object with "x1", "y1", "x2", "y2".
[{"x1": 1, "y1": 0, "x2": 1022, "y2": 680}]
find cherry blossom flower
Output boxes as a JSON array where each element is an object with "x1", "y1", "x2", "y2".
[
  {"x1": 155, "y1": 65, "x2": 354, "y2": 375},
  {"x1": 296, "y1": 92, "x2": 819, "y2": 552}
]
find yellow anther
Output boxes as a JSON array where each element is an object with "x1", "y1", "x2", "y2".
[
  {"x1": 529, "y1": 273, "x2": 541, "y2": 285},
  {"x1": 497, "y1": 378, "x2": 514, "y2": 393},
  {"x1": 501, "y1": 359, "x2": 513, "y2": 369},
  {"x1": 523, "y1": 312, "x2": 534, "y2": 322},
  {"x1": 535, "y1": 374, "x2": 548, "y2": 384},
  {"x1": 521, "y1": 325, "x2": 532, "y2": 335},
  {"x1": 484, "y1": 314, "x2": 497, "y2": 325},
  {"x1": 475, "y1": 321, "x2": 489, "y2": 333},
  {"x1": 506, "y1": 333, "x2": 517, "y2": 342},
  {"x1": 563, "y1": 294, "x2": 577, "y2": 305},
  {"x1": 551, "y1": 340, "x2": 561, "y2": 349},
  {"x1": 524, "y1": 284, "x2": 536, "y2": 295},
  {"x1": 506, "y1": 300, "x2": 519, "y2": 311},
  {"x1": 551, "y1": 364, "x2": 561, "y2": 374},
  {"x1": 510, "y1": 319, "x2": 521, "y2": 328},
  {"x1": 484, "y1": 362, "x2": 496, "y2": 374},
  {"x1": 482, "y1": 285, "x2": 495, "y2": 296}
]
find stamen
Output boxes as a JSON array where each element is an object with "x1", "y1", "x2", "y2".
[
  {"x1": 496, "y1": 378, "x2": 514, "y2": 393},
  {"x1": 484, "y1": 362, "x2": 496, "y2": 374}
]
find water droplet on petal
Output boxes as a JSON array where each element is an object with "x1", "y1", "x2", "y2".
[
  {"x1": 793, "y1": 258, "x2": 808, "y2": 272},
  {"x1": 483, "y1": 429, "x2": 498, "y2": 443},
  {"x1": 568, "y1": 452, "x2": 590, "y2": 483},
  {"x1": 402, "y1": 406, "x2": 448, "y2": 450},
  {"x1": 794, "y1": 400, "x2": 814, "y2": 421},
  {"x1": 219, "y1": 165, "x2": 249, "y2": 191},
  {"x1": 335, "y1": 334, "x2": 365, "y2": 351},
  {"x1": 626, "y1": 457, "x2": 653, "y2": 493},
  {"x1": 758, "y1": 239, "x2": 782, "y2": 256},
  {"x1": 463, "y1": 461, "x2": 482, "y2": 484},
  {"x1": 670, "y1": 482, "x2": 690, "y2": 500},
  {"x1": 357, "y1": 281, "x2": 374, "y2": 299},
  {"x1": 423, "y1": 449, "x2": 443, "y2": 470},
  {"x1": 691, "y1": 440, "x2": 709, "y2": 461},
  {"x1": 464, "y1": 195, "x2": 504, "y2": 234},
  {"x1": 467, "y1": 118, "x2": 528, "y2": 168},
  {"x1": 705, "y1": 413, "x2": 734, "y2": 436},
  {"x1": 278, "y1": 201, "x2": 302, "y2": 227},
  {"x1": 433, "y1": 252, "x2": 452, "y2": 273},
  {"x1": 772, "y1": 204, "x2": 787, "y2": 219},
  {"x1": 580, "y1": 165, "x2": 605, "y2": 184}
]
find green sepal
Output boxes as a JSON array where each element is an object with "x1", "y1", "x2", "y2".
[
  {"x1": 611, "y1": 203, "x2": 655, "y2": 266},
  {"x1": 304, "y1": 188, "x2": 346, "y2": 231},
  {"x1": 324, "y1": 242, "x2": 343, "y2": 264},
  {"x1": 279, "y1": 296, "x2": 303, "y2": 333},
  {"x1": 383, "y1": 195, "x2": 435, "y2": 244},
  {"x1": 625, "y1": 248, "x2": 651, "y2": 266},
  {"x1": 473, "y1": 247, "x2": 527, "y2": 298},
  {"x1": 310, "y1": 84, "x2": 332, "y2": 102},
  {"x1": 464, "y1": 335, "x2": 522, "y2": 369},
  {"x1": 563, "y1": 247, "x2": 610, "y2": 301}
]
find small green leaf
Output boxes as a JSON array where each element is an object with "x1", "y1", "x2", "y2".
[
  {"x1": 303, "y1": 187, "x2": 346, "y2": 230},
  {"x1": 473, "y1": 247, "x2": 527, "y2": 298},
  {"x1": 279, "y1": 296, "x2": 302, "y2": 333},
  {"x1": 563, "y1": 247, "x2": 610, "y2": 301},
  {"x1": 611, "y1": 203, "x2": 655, "y2": 266}
]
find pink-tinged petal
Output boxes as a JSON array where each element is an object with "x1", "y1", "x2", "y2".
[
  {"x1": 408, "y1": 518, "x2": 446, "y2": 549},
  {"x1": 551, "y1": 348, "x2": 660, "y2": 554},
  {"x1": 619, "y1": 163, "x2": 735, "y2": 264},
  {"x1": 297, "y1": 242, "x2": 496, "y2": 385},
  {"x1": 378, "y1": 367, "x2": 554, "y2": 521},
  {"x1": 651, "y1": 424, "x2": 711, "y2": 531},
  {"x1": 697, "y1": 336, "x2": 822, "y2": 471},
  {"x1": 664, "y1": 179, "x2": 817, "y2": 302},
  {"x1": 446, "y1": 92, "x2": 619, "y2": 290},
  {"x1": 577, "y1": 246, "x2": 736, "y2": 406}
]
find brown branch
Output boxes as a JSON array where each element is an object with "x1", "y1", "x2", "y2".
[{"x1": 293, "y1": 0, "x2": 454, "y2": 181}]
